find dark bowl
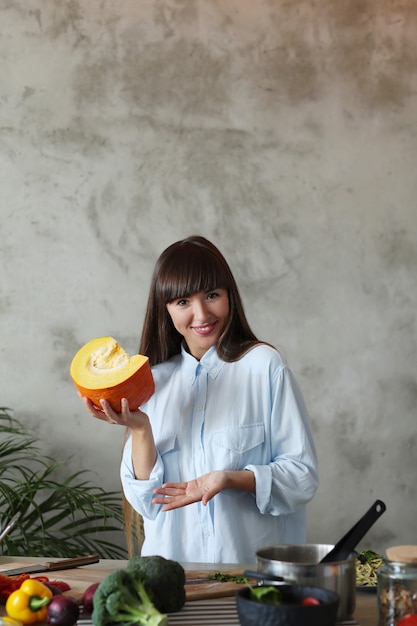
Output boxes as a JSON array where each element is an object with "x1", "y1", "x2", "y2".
[{"x1": 236, "y1": 585, "x2": 340, "y2": 626}]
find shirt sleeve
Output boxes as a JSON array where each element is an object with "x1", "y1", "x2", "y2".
[
  {"x1": 120, "y1": 434, "x2": 164, "y2": 520},
  {"x1": 245, "y1": 364, "x2": 319, "y2": 516}
]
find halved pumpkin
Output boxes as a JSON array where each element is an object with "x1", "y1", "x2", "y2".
[{"x1": 70, "y1": 336, "x2": 155, "y2": 412}]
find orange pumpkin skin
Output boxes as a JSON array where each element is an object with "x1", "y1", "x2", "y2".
[{"x1": 70, "y1": 337, "x2": 155, "y2": 413}]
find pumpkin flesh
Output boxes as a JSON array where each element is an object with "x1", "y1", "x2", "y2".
[{"x1": 70, "y1": 336, "x2": 155, "y2": 412}]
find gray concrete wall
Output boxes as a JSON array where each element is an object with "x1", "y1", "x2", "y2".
[{"x1": 1, "y1": 0, "x2": 416, "y2": 556}]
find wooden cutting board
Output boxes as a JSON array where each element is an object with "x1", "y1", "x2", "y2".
[
  {"x1": 186, "y1": 569, "x2": 249, "y2": 600},
  {"x1": 0, "y1": 562, "x2": 249, "y2": 602}
]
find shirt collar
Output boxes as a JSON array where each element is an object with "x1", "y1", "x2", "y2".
[{"x1": 181, "y1": 344, "x2": 225, "y2": 383}]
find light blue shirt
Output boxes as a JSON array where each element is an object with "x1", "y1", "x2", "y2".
[{"x1": 121, "y1": 343, "x2": 318, "y2": 564}]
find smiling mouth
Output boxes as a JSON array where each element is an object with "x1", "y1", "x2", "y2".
[{"x1": 192, "y1": 322, "x2": 217, "y2": 336}]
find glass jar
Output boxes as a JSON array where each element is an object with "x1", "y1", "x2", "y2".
[{"x1": 378, "y1": 559, "x2": 417, "y2": 626}]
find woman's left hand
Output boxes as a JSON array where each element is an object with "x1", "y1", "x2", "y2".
[{"x1": 152, "y1": 471, "x2": 228, "y2": 510}]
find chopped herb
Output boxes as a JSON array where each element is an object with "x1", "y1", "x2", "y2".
[{"x1": 208, "y1": 572, "x2": 249, "y2": 584}]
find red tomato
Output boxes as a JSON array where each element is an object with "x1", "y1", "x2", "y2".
[
  {"x1": 301, "y1": 596, "x2": 321, "y2": 606},
  {"x1": 397, "y1": 615, "x2": 417, "y2": 626}
]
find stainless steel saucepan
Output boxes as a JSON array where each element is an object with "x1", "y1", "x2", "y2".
[
  {"x1": 252, "y1": 499, "x2": 386, "y2": 622},
  {"x1": 253, "y1": 544, "x2": 356, "y2": 621}
]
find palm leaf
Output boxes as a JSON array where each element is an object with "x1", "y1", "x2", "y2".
[{"x1": 0, "y1": 407, "x2": 127, "y2": 558}]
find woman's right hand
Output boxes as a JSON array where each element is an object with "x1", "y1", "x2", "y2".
[{"x1": 79, "y1": 394, "x2": 149, "y2": 430}]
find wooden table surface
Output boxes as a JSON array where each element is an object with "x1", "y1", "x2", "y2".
[
  {"x1": 0, "y1": 557, "x2": 378, "y2": 625},
  {"x1": 355, "y1": 590, "x2": 378, "y2": 626}
]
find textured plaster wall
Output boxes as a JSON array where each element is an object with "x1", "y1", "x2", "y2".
[{"x1": 1, "y1": 0, "x2": 416, "y2": 556}]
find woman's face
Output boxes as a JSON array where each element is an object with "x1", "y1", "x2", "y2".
[{"x1": 166, "y1": 288, "x2": 230, "y2": 360}]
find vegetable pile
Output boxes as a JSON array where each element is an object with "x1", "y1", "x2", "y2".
[
  {"x1": 1, "y1": 555, "x2": 186, "y2": 626},
  {"x1": 0, "y1": 574, "x2": 69, "y2": 603},
  {"x1": 5, "y1": 578, "x2": 79, "y2": 626}
]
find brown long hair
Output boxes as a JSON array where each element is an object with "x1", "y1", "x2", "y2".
[{"x1": 139, "y1": 235, "x2": 260, "y2": 363}]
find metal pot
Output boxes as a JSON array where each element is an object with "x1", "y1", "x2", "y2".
[{"x1": 256, "y1": 544, "x2": 356, "y2": 622}]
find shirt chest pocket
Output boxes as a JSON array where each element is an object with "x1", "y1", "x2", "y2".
[
  {"x1": 211, "y1": 423, "x2": 265, "y2": 470},
  {"x1": 156, "y1": 434, "x2": 182, "y2": 481}
]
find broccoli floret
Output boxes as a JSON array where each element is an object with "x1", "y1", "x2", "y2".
[
  {"x1": 92, "y1": 568, "x2": 168, "y2": 626},
  {"x1": 126, "y1": 555, "x2": 186, "y2": 613},
  {"x1": 105, "y1": 586, "x2": 167, "y2": 626}
]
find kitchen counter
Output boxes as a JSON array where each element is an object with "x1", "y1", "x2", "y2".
[{"x1": 0, "y1": 557, "x2": 378, "y2": 625}]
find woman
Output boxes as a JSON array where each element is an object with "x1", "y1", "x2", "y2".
[{"x1": 81, "y1": 235, "x2": 318, "y2": 563}]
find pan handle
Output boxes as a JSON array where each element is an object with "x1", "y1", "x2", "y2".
[{"x1": 244, "y1": 570, "x2": 286, "y2": 586}]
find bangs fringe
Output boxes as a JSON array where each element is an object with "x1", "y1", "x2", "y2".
[{"x1": 158, "y1": 248, "x2": 231, "y2": 303}]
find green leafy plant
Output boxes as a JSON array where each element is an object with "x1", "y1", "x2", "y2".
[{"x1": 0, "y1": 406, "x2": 127, "y2": 558}]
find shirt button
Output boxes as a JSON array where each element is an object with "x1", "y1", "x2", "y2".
[
  {"x1": 211, "y1": 368, "x2": 217, "y2": 375},
  {"x1": 197, "y1": 405, "x2": 203, "y2": 411},
  {"x1": 188, "y1": 375, "x2": 193, "y2": 381}
]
